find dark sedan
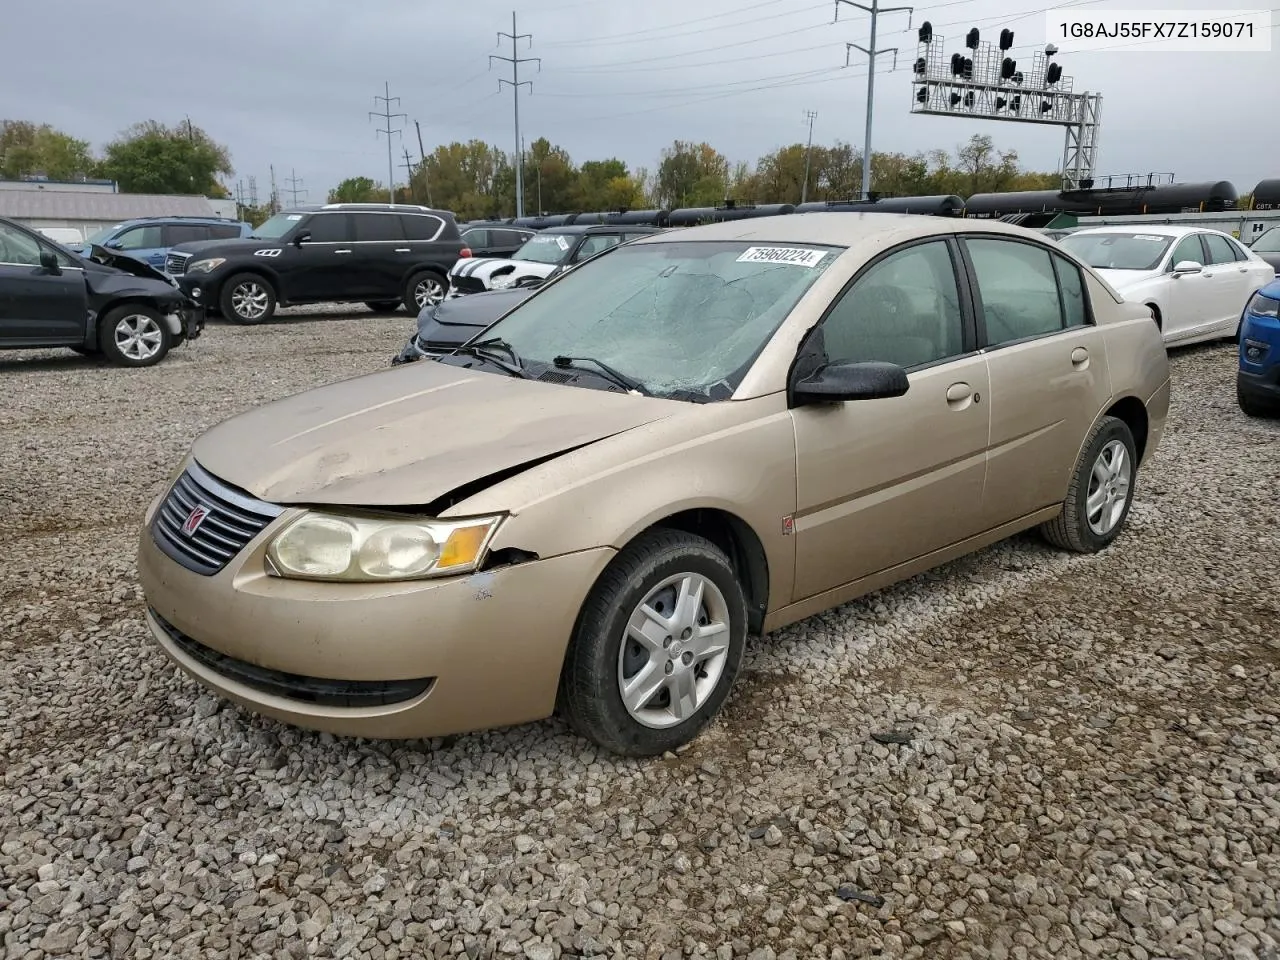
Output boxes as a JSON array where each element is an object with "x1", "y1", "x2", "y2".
[
  {"x1": 1248, "y1": 226, "x2": 1280, "y2": 275},
  {"x1": 392, "y1": 287, "x2": 533, "y2": 364}
]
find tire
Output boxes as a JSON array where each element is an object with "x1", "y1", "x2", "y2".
[
  {"x1": 365, "y1": 300, "x2": 402, "y2": 314},
  {"x1": 98, "y1": 304, "x2": 172, "y2": 367},
  {"x1": 558, "y1": 529, "x2": 748, "y2": 757},
  {"x1": 402, "y1": 271, "x2": 447, "y2": 313},
  {"x1": 1040, "y1": 415, "x2": 1138, "y2": 554},
  {"x1": 219, "y1": 273, "x2": 277, "y2": 324},
  {"x1": 1238, "y1": 382, "x2": 1278, "y2": 418}
]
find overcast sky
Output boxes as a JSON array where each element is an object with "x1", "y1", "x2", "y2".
[{"x1": 3, "y1": 0, "x2": 1276, "y2": 200}]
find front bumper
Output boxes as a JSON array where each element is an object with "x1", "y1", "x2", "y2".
[
  {"x1": 137, "y1": 492, "x2": 615, "y2": 739},
  {"x1": 1238, "y1": 309, "x2": 1280, "y2": 404},
  {"x1": 1237, "y1": 366, "x2": 1280, "y2": 404}
]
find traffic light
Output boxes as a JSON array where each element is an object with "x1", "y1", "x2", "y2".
[
  {"x1": 918, "y1": 20, "x2": 933, "y2": 43},
  {"x1": 1040, "y1": 99, "x2": 1053, "y2": 113},
  {"x1": 962, "y1": 57, "x2": 973, "y2": 79},
  {"x1": 999, "y1": 29, "x2": 1014, "y2": 50},
  {"x1": 1014, "y1": 71, "x2": 1024, "y2": 84},
  {"x1": 996, "y1": 96, "x2": 1008, "y2": 110},
  {"x1": 914, "y1": 56, "x2": 926, "y2": 75},
  {"x1": 964, "y1": 92, "x2": 975, "y2": 107},
  {"x1": 1001, "y1": 57, "x2": 1016, "y2": 80},
  {"x1": 949, "y1": 92, "x2": 962, "y2": 106},
  {"x1": 966, "y1": 27, "x2": 979, "y2": 49},
  {"x1": 951, "y1": 52, "x2": 964, "y2": 75},
  {"x1": 1011, "y1": 94, "x2": 1022, "y2": 111},
  {"x1": 916, "y1": 86, "x2": 928, "y2": 104},
  {"x1": 1046, "y1": 63, "x2": 1063, "y2": 85}
]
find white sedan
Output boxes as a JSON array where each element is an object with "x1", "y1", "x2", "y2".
[{"x1": 1057, "y1": 225, "x2": 1275, "y2": 346}]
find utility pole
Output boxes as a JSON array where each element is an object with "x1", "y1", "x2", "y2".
[
  {"x1": 491, "y1": 12, "x2": 540, "y2": 219},
  {"x1": 414, "y1": 120, "x2": 433, "y2": 206},
  {"x1": 801, "y1": 109, "x2": 818, "y2": 204},
  {"x1": 401, "y1": 148, "x2": 417, "y2": 203},
  {"x1": 838, "y1": 0, "x2": 912, "y2": 200},
  {"x1": 369, "y1": 81, "x2": 407, "y2": 206},
  {"x1": 269, "y1": 164, "x2": 279, "y2": 213},
  {"x1": 284, "y1": 168, "x2": 307, "y2": 206}
]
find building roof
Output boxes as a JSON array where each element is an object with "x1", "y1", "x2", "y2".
[{"x1": 0, "y1": 188, "x2": 218, "y2": 222}]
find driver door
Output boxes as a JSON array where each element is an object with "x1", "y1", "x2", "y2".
[
  {"x1": 0, "y1": 221, "x2": 87, "y2": 344},
  {"x1": 791, "y1": 237, "x2": 991, "y2": 600}
]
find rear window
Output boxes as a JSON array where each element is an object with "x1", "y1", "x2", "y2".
[{"x1": 209, "y1": 224, "x2": 243, "y2": 240}]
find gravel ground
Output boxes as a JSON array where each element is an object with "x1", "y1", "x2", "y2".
[{"x1": 2, "y1": 311, "x2": 1278, "y2": 960}]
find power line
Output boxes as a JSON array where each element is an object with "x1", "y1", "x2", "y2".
[
  {"x1": 369, "y1": 81, "x2": 406, "y2": 206},
  {"x1": 491, "y1": 11, "x2": 541, "y2": 219},
  {"x1": 539, "y1": 0, "x2": 822, "y2": 47},
  {"x1": 536, "y1": 65, "x2": 843, "y2": 99}
]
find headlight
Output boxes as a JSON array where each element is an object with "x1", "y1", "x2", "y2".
[
  {"x1": 187, "y1": 258, "x2": 226, "y2": 274},
  {"x1": 1246, "y1": 292, "x2": 1280, "y2": 319},
  {"x1": 266, "y1": 512, "x2": 503, "y2": 581},
  {"x1": 490, "y1": 274, "x2": 516, "y2": 289}
]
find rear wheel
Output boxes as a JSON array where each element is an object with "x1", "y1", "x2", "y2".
[
  {"x1": 220, "y1": 273, "x2": 277, "y2": 324},
  {"x1": 1040, "y1": 415, "x2": 1137, "y2": 554},
  {"x1": 365, "y1": 300, "x2": 402, "y2": 314},
  {"x1": 99, "y1": 305, "x2": 172, "y2": 367},
  {"x1": 403, "y1": 271, "x2": 447, "y2": 313},
  {"x1": 559, "y1": 529, "x2": 748, "y2": 757}
]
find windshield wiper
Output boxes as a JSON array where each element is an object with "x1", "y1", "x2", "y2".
[
  {"x1": 456, "y1": 337, "x2": 530, "y2": 378},
  {"x1": 552, "y1": 355, "x2": 650, "y2": 396}
]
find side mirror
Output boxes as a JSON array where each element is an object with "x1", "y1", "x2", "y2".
[
  {"x1": 1172, "y1": 259, "x2": 1203, "y2": 275},
  {"x1": 293, "y1": 231, "x2": 311, "y2": 246},
  {"x1": 104, "y1": 238, "x2": 123, "y2": 249},
  {"x1": 39, "y1": 249, "x2": 62, "y2": 275},
  {"x1": 515, "y1": 275, "x2": 543, "y2": 288},
  {"x1": 791, "y1": 360, "x2": 910, "y2": 405}
]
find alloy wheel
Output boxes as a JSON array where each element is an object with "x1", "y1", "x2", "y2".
[
  {"x1": 114, "y1": 314, "x2": 164, "y2": 362},
  {"x1": 1086, "y1": 438, "x2": 1131, "y2": 536}
]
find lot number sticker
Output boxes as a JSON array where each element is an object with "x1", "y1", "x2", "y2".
[{"x1": 736, "y1": 246, "x2": 827, "y2": 267}]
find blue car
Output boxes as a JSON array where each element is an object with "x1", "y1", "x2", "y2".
[
  {"x1": 1238, "y1": 278, "x2": 1280, "y2": 417},
  {"x1": 79, "y1": 216, "x2": 251, "y2": 271}
]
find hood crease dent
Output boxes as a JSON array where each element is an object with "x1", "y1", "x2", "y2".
[{"x1": 190, "y1": 362, "x2": 675, "y2": 508}]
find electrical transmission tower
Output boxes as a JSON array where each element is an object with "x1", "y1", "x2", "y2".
[
  {"x1": 247, "y1": 176, "x2": 258, "y2": 208},
  {"x1": 369, "y1": 81, "x2": 407, "y2": 206},
  {"x1": 801, "y1": 110, "x2": 818, "y2": 204},
  {"x1": 284, "y1": 168, "x2": 307, "y2": 206},
  {"x1": 837, "y1": 0, "x2": 913, "y2": 201},
  {"x1": 491, "y1": 12, "x2": 540, "y2": 219}
]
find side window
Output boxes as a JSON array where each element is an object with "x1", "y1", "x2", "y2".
[
  {"x1": 498, "y1": 229, "x2": 528, "y2": 247},
  {"x1": 208, "y1": 224, "x2": 244, "y2": 240},
  {"x1": 966, "y1": 238, "x2": 1065, "y2": 345},
  {"x1": 1226, "y1": 237, "x2": 1251, "y2": 260},
  {"x1": 1052, "y1": 253, "x2": 1089, "y2": 327},
  {"x1": 462, "y1": 228, "x2": 489, "y2": 248},
  {"x1": 165, "y1": 224, "x2": 208, "y2": 246},
  {"x1": 114, "y1": 225, "x2": 163, "y2": 250},
  {"x1": 573, "y1": 234, "x2": 622, "y2": 262},
  {"x1": 1168, "y1": 235, "x2": 1204, "y2": 268},
  {"x1": 1203, "y1": 233, "x2": 1239, "y2": 265},
  {"x1": 0, "y1": 221, "x2": 44, "y2": 265},
  {"x1": 819, "y1": 240, "x2": 966, "y2": 369},
  {"x1": 352, "y1": 213, "x2": 406, "y2": 242},
  {"x1": 400, "y1": 214, "x2": 444, "y2": 241},
  {"x1": 306, "y1": 214, "x2": 351, "y2": 243}
]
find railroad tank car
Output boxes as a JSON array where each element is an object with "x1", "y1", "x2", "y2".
[
  {"x1": 666, "y1": 203, "x2": 795, "y2": 226},
  {"x1": 964, "y1": 181, "x2": 1238, "y2": 217},
  {"x1": 795, "y1": 195, "x2": 964, "y2": 216},
  {"x1": 1249, "y1": 179, "x2": 1280, "y2": 210}
]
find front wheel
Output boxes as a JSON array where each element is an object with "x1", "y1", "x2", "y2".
[
  {"x1": 99, "y1": 305, "x2": 172, "y2": 367},
  {"x1": 402, "y1": 271, "x2": 447, "y2": 313},
  {"x1": 558, "y1": 529, "x2": 748, "y2": 757},
  {"x1": 1040, "y1": 415, "x2": 1137, "y2": 553},
  {"x1": 220, "y1": 273, "x2": 277, "y2": 324}
]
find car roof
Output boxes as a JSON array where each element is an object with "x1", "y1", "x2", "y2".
[
  {"x1": 625, "y1": 212, "x2": 1050, "y2": 247},
  {"x1": 1066, "y1": 224, "x2": 1228, "y2": 239}
]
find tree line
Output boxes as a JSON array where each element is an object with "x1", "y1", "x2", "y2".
[
  {"x1": 335, "y1": 133, "x2": 1060, "y2": 221},
  {"x1": 3, "y1": 117, "x2": 1059, "y2": 226}
]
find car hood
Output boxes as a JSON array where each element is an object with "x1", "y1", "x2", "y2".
[
  {"x1": 190, "y1": 360, "x2": 677, "y2": 507},
  {"x1": 86, "y1": 245, "x2": 176, "y2": 285},
  {"x1": 416, "y1": 288, "x2": 533, "y2": 338},
  {"x1": 168, "y1": 237, "x2": 272, "y2": 257},
  {"x1": 1093, "y1": 267, "x2": 1162, "y2": 291}
]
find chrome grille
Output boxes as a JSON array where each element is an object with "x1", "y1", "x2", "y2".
[
  {"x1": 151, "y1": 461, "x2": 284, "y2": 576},
  {"x1": 165, "y1": 251, "x2": 192, "y2": 276}
]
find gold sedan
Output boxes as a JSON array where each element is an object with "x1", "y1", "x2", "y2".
[{"x1": 137, "y1": 214, "x2": 1171, "y2": 756}]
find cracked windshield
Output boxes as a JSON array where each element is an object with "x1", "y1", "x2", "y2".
[{"x1": 483, "y1": 240, "x2": 841, "y2": 399}]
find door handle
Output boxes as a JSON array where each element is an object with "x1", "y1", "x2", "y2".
[
  {"x1": 395, "y1": 248, "x2": 411, "y2": 253},
  {"x1": 1238, "y1": 266, "x2": 1248, "y2": 273},
  {"x1": 1071, "y1": 347, "x2": 1089, "y2": 368},
  {"x1": 945, "y1": 382, "x2": 972, "y2": 407},
  {"x1": 333, "y1": 249, "x2": 353, "y2": 255}
]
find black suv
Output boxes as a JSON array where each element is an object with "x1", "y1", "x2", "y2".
[
  {"x1": 0, "y1": 216, "x2": 201, "y2": 367},
  {"x1": 164, "y1": 203, "x2": 466, "y2": 324}
]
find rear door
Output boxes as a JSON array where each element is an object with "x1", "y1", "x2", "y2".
[
  {"x1": 0, "y1": 221, "x2": 88, "y2": 344},
  {"x1": 350, "y1": 213, "x2": 407, "y2": 298},
  {"x1": 1202, "y1": 232, "x2": 1253, "y2": 326},
  {"x1": 962, "y1": 234, "x2": 1112, "y2": 528}
]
